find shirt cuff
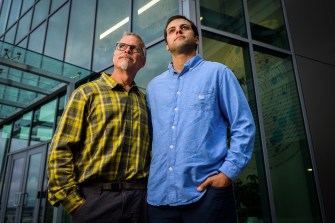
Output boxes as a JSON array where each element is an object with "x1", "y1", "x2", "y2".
[
  {"x1": 61, "y1": 190, "x2": 85, "y2": 213},
  {"x1": 219, "y1": 161, "x2": 241, "y2": 181}
]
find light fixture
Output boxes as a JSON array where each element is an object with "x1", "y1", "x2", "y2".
[{"x1": 99, "y1": 0, "x2": 161, "y2": 40}]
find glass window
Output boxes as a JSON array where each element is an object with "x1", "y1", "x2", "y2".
[
  {"x1": 133, "y1": 0, "x2": 179, "y2": 44},
  {"x1": 10, "y1": 112, "x2": 32, "y2": 152},
  {"x1": 65, "y1": 0, "x2": 95, "y2": 69},
  {"x1": 254, "y1": 50, "x2": 322, "y2": 222},
  {"x1": 0, "y1": 0, "x2": 11, "y2": 35},
  {"x1": 17, "y1": 37, "x2": 27, "y2": 48},
  {"x1": 44, "y1": 4, "x2": 69, "y2": 60},
  {"x1": 50, "y1": 0, "x2": 67, "y2": 13},
  {"x1": 0, "y1": 124, "x2": 12, "y2": 173},
  {"x1": 93, "y1": 0, "x2": 130, "y2": 71},
  {"x1": 32, "y1": 0, "x2": 50, "y2": 29},
  {"x1": 4, "y1": 24, "x2": 16, "y2": 43},
  {"x1": 202, "y1": 31, "x2": 269, "y2": 222},
  {"x1": 247, "y1": 0, "x2": 289, "y2": 49},
  {"x1": 21, "y1": 0, "x2": 34, "y2": 15},
  {"x1": 16, "y1": 10, "x2": 32, "y2": 44},
  {"x1": 28, "y1": 22, "x2": 47, "y2": 53},
  {"x1": 31, "y1": 100, "x2": 56, "y2": 145},
  {"x1": 56, "y1": 94, "x2": 66, "y2": 125},
  {"x1": 200, "y1": 0, "x2": 246, "y2": 37},
  {"x1": 135, "y1": 41, "x2": 171, "y2": 91},
  {"x1": 7, "y1": 0, "x2": 22, "y2": 28}
]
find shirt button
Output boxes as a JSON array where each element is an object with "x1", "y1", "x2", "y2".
[
  {"x1": 169, "y1": 166, "x2": 173, "y2": 171},
  {"x1": 174, "y1": 107, "x2": 178, "y2": 111},
  {"x1": 170, "y1": 145, "x2": 174, "y2": 149},
  {"x1": 176, "y1": 91, "x2": 180, "y2": 95},
  {"x1": 171, "y1": 125, "x2": 175, "y2": 129}
]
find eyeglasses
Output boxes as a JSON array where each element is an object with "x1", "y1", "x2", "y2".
[{"x1": 115, "y1": 42, "x2": 144, "y2": 54}]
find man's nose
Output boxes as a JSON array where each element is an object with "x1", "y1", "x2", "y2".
[
  {"x1": 124, "y1": 46, "x2": 132, "y2": 53},
  {"x1": 175, "y1": 27, "x2": 182, "y2": 34}
]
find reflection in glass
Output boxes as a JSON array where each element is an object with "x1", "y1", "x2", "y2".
[
  {"x1": 56, "y1": 95, "x2": 66, "y2": 125},
  {"x1": 21, "y1": 153, "x2": 42, "y2": 223},
  {"x1": 4, "y1": 24, "x2": 16, "y2": 44},
  {"x1": 202, "y1": 32, "x2": 269, "y2": 222},
  {"x1": 28, "y1": 22, "x2": 46, "y2": 53},
  {"x1": 93, "y1": 0, "x2": 130, "y2": 71},
  {"x1": 247, "y1": 0, "x2": 289, "y2": 49},
  {"x1": 39, "y1": 144, "x2": 53, "y2": 222},
  {"x1": 0, "y1": 0, "x2": 11, "y2": 35},
  {"x1": 31, "y1": 0, "x2": 50, "y2": 29},
  {"x1": 65, "y1": 0, "x2": 95, "y2": 69},
  {"x1": 4, "y1": 157, "x2": 24, "y2": 223},
  {"x1": 10, "y1": 112, "x2": 32, "y2": 152},
  {"x1": 0, "y1": 124, "x2": 12, "y2": 175},
  {"x1": 254, "y1": 50, "x2": 321, "y2": 222},
  {"x1": 16, "y1": 10, "x2": 32, "y2": 44},
  {"x1": 31, "y1": 100, "x2": 57, "y2": 145},
  {"x1": 133, "y1": 0, "x2": 179, "y2": 44},
  {"x1": 21, "y1": 0, "x2": 34, "y2": 15},
  {"x1": 44, "y1": 4, "x2": 69, "y2": 60},
  {"x1": 7, "y1": 0, "x2": 21, "y2": 28},
  {"x1": 135, "y1": 42, "x2": 171, "y2": 91},
  {"x1": 51, "y1": 0, "x2": 67, "y2": 13},
  {"x1": 200, "y1": 0, "x2": 246, "y2": 37}
]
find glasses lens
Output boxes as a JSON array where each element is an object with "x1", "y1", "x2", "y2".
[{"x1": 116, "y1": 42, "x2": 142, "y2": 54}]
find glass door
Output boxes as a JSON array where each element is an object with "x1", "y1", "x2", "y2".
[{"x1": 1, "y1": 143, "x2": 48, "y2": 223}]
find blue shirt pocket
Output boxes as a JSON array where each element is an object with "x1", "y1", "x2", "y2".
[{"x1": 187, "y1": 90, "x2": 215, "y2": 111}]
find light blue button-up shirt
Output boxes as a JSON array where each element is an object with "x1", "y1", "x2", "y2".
[{"x1": 146, "y1": 55, "x2": 255, "y2": 206}]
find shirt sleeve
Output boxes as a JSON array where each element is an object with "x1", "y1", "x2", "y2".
[
  {"x1": 47, "y1": 88, "x2": 87, "y2": 213},
  {"x1": 218, "y1": 67, "x2": 256, "y2": 180}
]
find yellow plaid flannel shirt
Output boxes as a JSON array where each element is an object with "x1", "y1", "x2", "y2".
[{"x1": 47, "y1": 72, "x2": 151, "y2": 213}]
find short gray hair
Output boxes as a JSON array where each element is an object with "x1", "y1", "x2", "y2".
[{"x1": 121, "y1": 32, "x2": 146, "y2": 57}]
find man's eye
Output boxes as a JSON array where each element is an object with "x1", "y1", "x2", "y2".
[
  {"x1": 168, "y1": 29, "x2": 175, "y2": 34},
  {"x1": 120, "y1": 44, "x2": 127, "y2": 48}
]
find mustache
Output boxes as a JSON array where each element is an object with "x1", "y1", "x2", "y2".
[{"x1": 118, "y1": 54, "x2": 134, "y2": 61}]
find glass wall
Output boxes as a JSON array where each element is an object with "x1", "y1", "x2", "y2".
[
  {"x1": 200, "y1": 0, "x2": 247, "y2": 37},
  {"x1": 247, "y1": 0, "x2": 289, "y2": 49},
  {"x1": 0, "y1": 123, "x2": 12, "y2": 175},
  {"x1": 200, "y1": 0, "x2": 321, "y2": 222},
  {"x1": 254, "y1": 49, "x2": 321, "y2": 222}
]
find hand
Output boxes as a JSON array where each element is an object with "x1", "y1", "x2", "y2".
[{"x1": 197, "y1": 172, "x2": 231, "y2": 192}]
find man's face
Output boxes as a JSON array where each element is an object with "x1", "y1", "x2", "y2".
[
  {"x1": 165, "y1": 18, "x2": 199, "y2": 53},
  {"x1": 113, "y1": 35, "x2": 146, "y2": 72}
]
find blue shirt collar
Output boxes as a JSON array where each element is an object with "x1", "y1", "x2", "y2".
[{"x1": 168, "y1": 54, "x2": 203, "y2": 76}]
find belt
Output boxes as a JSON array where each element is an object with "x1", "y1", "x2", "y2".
[{"x1": 80, "y1": 180, "x2": 147, "y2": 191}]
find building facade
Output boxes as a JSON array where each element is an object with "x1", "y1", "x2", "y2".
[{"x1": 0, "y1": 0, "x2": 334, "y2": 222}]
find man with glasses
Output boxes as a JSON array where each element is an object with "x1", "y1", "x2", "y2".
[
  {"x1": 146, "y1": 15, "x2": 256, "y2": 223},
  {"x1": 48, "y1": 32, "x2": 150, "y2": 223}
]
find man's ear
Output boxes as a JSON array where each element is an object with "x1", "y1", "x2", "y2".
[
  {"x1": 195, "y1": 36, "x2": 199, "y2": 45},
  {"x1": 166, "y1": 42, "x2": 170, "y2": 51}
]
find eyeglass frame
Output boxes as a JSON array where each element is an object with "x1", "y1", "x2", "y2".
[{"x1": 115, "y1": 42, "x2": 145, "y2": 56}]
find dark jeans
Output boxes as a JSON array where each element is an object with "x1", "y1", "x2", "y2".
[
  {"x1": 71, "y1": 186, "x2": 148, "y2": 223},
  {"x1": 148, "y1": 185, "x2": 237, "y2": 223}
]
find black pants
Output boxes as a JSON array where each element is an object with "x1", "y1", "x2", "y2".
[
  {"x1": 148, "y1": 185, "x2": 237, "y2": 223},
  {"x1": 71, "y1": 186, "x2": 148, "y2": 223}
]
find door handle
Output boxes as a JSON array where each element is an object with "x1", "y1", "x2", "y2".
[{"x1": 14, "y1": 192, "x2": 21, "y2": 206}]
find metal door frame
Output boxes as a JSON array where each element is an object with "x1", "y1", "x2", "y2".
[{"x1": 0, "y1": 142, "x2": 48, "y2": 223}]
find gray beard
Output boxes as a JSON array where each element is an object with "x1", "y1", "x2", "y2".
[{"x1": 121, "y1": 61, "x2": 129, "y2": 71}]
